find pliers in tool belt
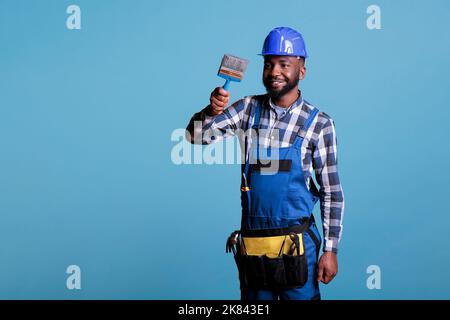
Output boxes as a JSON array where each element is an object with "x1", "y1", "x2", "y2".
[
  {"x1": 226, "y1": 231, "x2": 240, "y2": 255},
  {"x1": 288, "y1": 232, "x2": 300, "y2": 256}
]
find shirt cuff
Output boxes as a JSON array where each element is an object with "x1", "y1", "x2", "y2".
[{"x1": 323, "y1": 238, "x2": 339, "y2": 254}]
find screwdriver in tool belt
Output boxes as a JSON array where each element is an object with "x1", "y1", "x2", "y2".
[{"x1": 241, "y1": 173, "x2": 250, "y2": 191}]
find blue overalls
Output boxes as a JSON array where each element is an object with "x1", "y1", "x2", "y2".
[{"x1": 239, "y1": 102, "x2": 322, "y2": 300}]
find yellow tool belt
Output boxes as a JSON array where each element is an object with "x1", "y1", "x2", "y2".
[
  {"x1": 241, "y1": 233, "x2": 304, "y2": 257},
  {"x1": 226, "y1": 221, "x2": 313, "y2": 290}
]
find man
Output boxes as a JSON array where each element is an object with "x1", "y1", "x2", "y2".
[{"x1": 186, "y1": 27, "x2": 344, "y2": 300}]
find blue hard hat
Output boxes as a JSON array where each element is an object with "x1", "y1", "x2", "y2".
[{"x1": 260, "y1": 27, "x2": 308, "y2": 58}]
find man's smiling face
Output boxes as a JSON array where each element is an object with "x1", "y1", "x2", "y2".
[{"x1": 263, "y1": 55, "x2": 305, "y2": 100}]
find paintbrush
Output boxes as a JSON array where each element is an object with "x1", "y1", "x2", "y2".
[{"x1": 217, "y1": 54, "x2": 249, "y2": 91}]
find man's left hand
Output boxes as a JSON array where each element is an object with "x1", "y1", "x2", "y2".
[{"x1": 317, "y1": 252, "x2": 338, "y2": 284}]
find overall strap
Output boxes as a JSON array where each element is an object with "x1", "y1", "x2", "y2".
[
  {"x1": 296, "y1": 106, "x2": 319, "y2": 143},
  {"x1": 242, "y1": 104, "x2": 262, "y2": 191},
  {"x1": 252, "y1": 104, "x2": 262, "y2": 130},
  {"x1": 303, "y1": 107, "x2": 319, "y2": 132},
  {"x1": 252, "y1": 104, "x2": 262, "y2": 161}
]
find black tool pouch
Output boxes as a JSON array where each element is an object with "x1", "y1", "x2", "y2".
[
  {"x1": 227, "y1": 226, "x2": 309, "y2": 290},
  {"x1": 282, "y1": 253, "x2": 308, "y2": 287},
  {"x1": 263, "y1": 255, "x2": 287, "y2": 288}
]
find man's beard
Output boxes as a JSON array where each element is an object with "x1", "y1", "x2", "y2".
[{"x1": 263, "y1": 72, "x2": 300, "y2": 100}]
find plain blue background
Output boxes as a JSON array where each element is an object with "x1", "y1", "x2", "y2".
[{"x1": 1, "y1": 0, "x2": 449, "y2": 299}]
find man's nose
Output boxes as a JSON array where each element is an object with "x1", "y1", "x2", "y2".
[{"x1": 270, "y1": 64, "x2": 281, "y2": 77}]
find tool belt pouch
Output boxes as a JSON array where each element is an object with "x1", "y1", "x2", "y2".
[{"x1": 231, "y1": 231, "x2": 308, "y2": 290}]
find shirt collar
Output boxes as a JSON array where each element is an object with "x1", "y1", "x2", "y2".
[{"x1": 268, "y1": 90, "x2": 303, "y2": 114}]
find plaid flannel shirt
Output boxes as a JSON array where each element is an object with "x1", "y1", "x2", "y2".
[{"x1": 186, "y1": 93, "x2": 344, "y2": 253}]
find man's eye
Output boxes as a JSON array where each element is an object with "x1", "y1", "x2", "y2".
[{"x1": 281, "y1": 64, "x2": 289, "y2": 68}]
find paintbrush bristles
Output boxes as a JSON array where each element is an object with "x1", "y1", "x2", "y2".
[
  {"x1": 221, "y1": 54, "x2": 249, "y2": 73},
  {"x1": 218, "y1": 54, "x2": 249, "y2": 81}
]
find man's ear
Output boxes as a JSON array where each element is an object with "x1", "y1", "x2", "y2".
[{"x1": 299, "y1": 65, "x2": 306, "y2": 80}]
